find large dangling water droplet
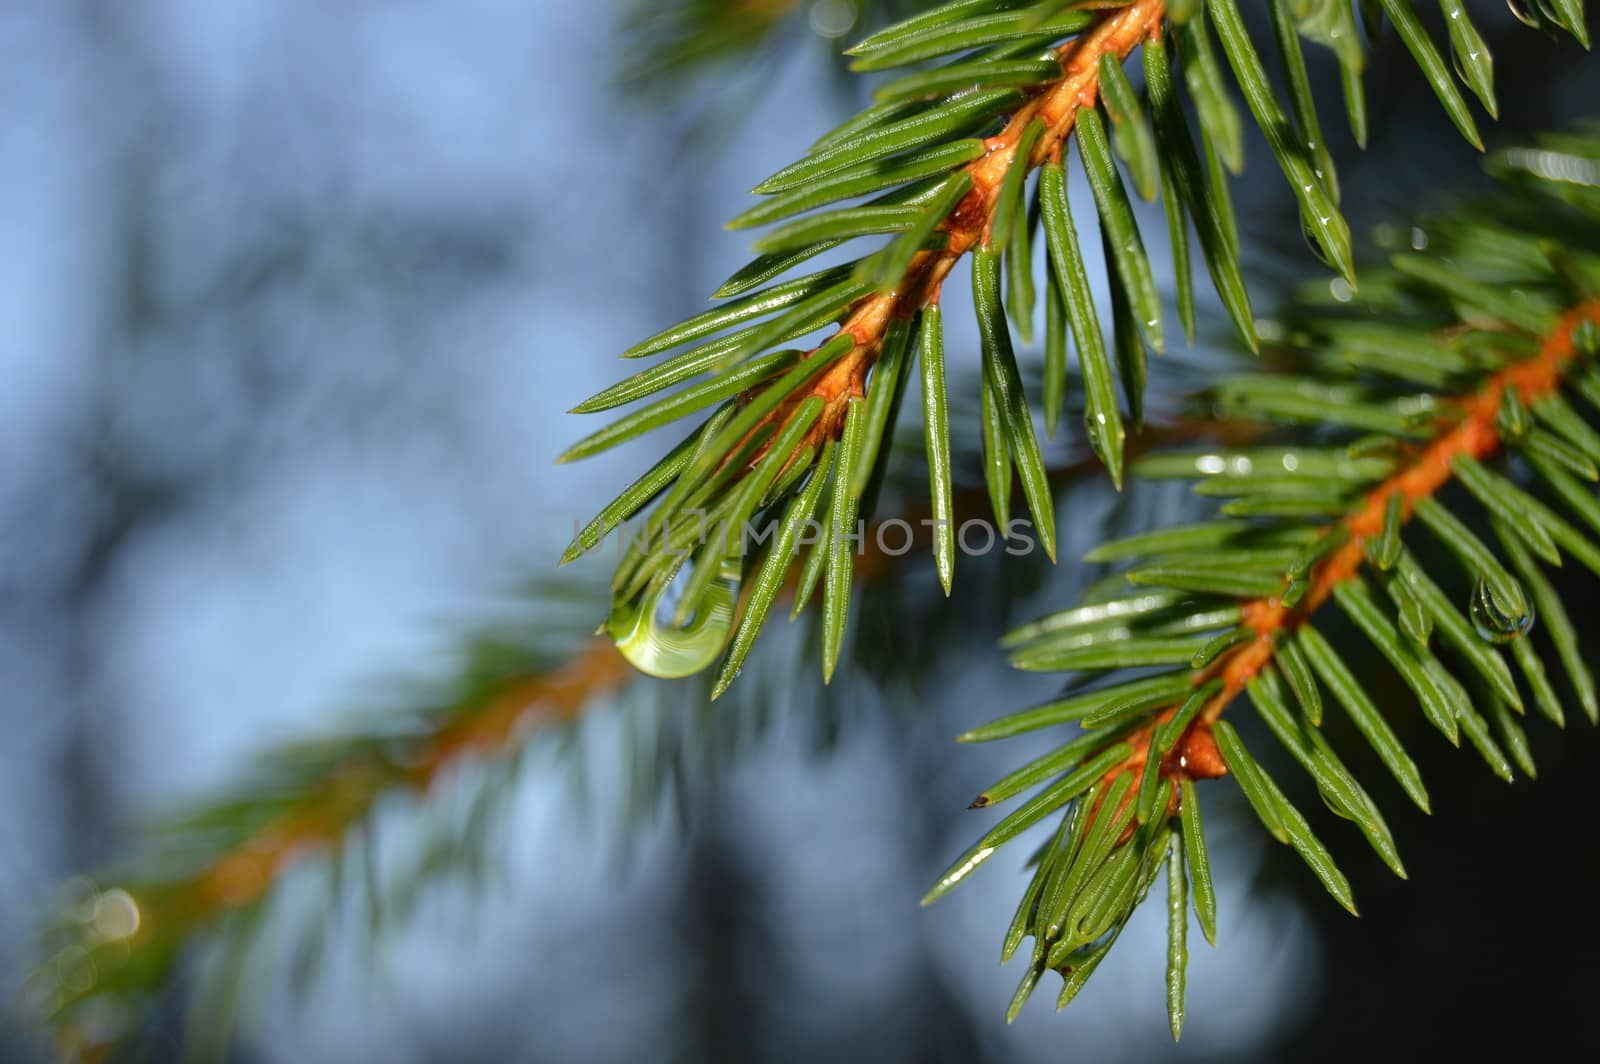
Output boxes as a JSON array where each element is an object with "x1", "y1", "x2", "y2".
[
  {"x1": 609, "y1": 555, "x2": 739, "y2": 678},
  {"x1": 1469, "y1": 574, "x2": 1536, "y2": 644}
]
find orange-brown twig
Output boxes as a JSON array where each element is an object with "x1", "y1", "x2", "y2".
[
  {"x1": 755, "y1": 0, "x2": 1168, "y2": 458},
  {"x1": 1103, "y1": 301, "x2": 1600, "y2": 813}
]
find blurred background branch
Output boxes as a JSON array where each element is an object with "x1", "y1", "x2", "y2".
[{"x1": 31, "y1": 395, "x2": 1244, "y2": 1057}]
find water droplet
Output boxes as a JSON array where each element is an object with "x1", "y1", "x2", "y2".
[
  {"x1": 1506, "y1": 0, "x2": 1562, "y2": 31},
  {"x1": 89, "y1": 889, "x2": 141, "y2": 941},
  {"x1": 1469, "y1": 574, "x2": 1535, "y2": 643},
  {"x1": 1300, "y1": 217, "x2": 1335, "y2": 269},
  {"x1": 1255, "y1": 318, "x2": 1289, "y2": 344},
  {"x1": 1409, "y1": 226, "x2": 1429, "y2": 251},
  {"x1": 1305, "y1": 227, "x2": 1331, "y2": 267},
  {"x1": 809, "y1": 0, "x2": 859, "y2": 38},
  {"x1": 609, "y1": 556, "x2": 739, "y2": 678},
  {"x1": 1329, "y1": 277, "x2": 1355, "y2": 303},
  {"x1": 1083, "y1": 416, "x2": 1125, "y2": 471}
]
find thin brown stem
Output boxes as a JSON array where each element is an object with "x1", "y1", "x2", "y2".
[
  {"x1": 759, "y1": 0, "x2": 1168, "y2": 457},
  {"x1": 1105, "y1": 301, "x2": 1600, "y2": 824}
]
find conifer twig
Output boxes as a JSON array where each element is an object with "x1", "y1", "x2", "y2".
[
  {"x1": 945, "y1": 158, "x2": 1600, "y2": 1016},
  {"x1": 1102, "y1": 300, "x2": 1600, "y2": 814},
  {"x1": 572, "y1": 0, "x2": 1581, "y2": 689},
  {"x1": 751, "y1": 0, "x2": 1166, "y2": 460}
]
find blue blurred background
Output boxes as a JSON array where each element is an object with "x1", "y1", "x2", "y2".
[{"x1": 3, "y1": 2, "x2": 1599, "y2": 1061}]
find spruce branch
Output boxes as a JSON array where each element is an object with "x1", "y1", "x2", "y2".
[
  {"x1": 689, "y1": 0, "x2": 1163, "y2": 515},
  {"x1": 935, "y1": 124, "x2": 1600, "y2": 1029},
  {"x1": 567, "y1": 0, "x2": 1584, "y2": 691}
]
